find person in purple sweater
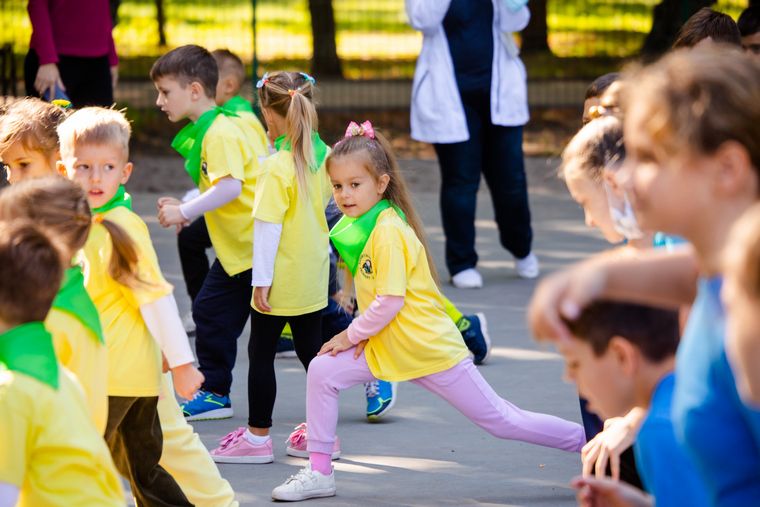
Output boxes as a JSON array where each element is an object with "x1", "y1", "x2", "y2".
[{"x1": 25, "y1": 0, "x2": 118, "y2": 108}]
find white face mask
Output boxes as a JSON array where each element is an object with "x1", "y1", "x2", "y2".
[{"x1": 604, "y1": 181, "x2": 644, "y2": 240}]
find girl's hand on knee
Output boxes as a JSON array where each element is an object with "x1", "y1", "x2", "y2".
[
  {"x1": 319, "y1": 329, "x2": 354, "y2": 357},
  {"x1": 253, "y1": 286, "x2": 272, "y2": 313}
]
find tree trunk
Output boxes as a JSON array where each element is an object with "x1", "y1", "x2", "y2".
[
  {"x1": 520, "y1": 0, "x2": 550, "y2": 53},
  {"x1": 156, "y1": 0, "x2": 167, "y2": 47},
  {"x1": 308, "y1": 0, "x2": 343, "y2": 78},
  {"x1": 641, "y1": 0, "x2": 715, "y2": 60}
]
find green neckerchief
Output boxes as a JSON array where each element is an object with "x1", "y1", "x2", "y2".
[
  {"x1": 0, "y1": 322, "x2": 59, "y2": 389},
  {"x1": 171, "y1": 107, "x2": 239, "y2": 186},
  {"x1": 51, "y1": 267, "x2": 104, "y2": 344},
  {"x1": 223, "y1": 95, "x2": 254, "y2": 115},
  {"x1": 273, "y1": 132, "x2": 327, "y2": 174},
  {"x1": 92, "y1": 184, "x2": 132, "y2": 214},
  {"x1": 329, "y1": 200, "x2": 407, "y2": 276}
]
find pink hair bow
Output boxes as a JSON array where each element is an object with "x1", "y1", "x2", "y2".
[{"x1": 345, "y1": 121, "x2": 374, "y2": 139}]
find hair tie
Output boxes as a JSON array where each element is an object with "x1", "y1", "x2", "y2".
[
  {"x1": 345, "y1": 120, "x2": 374, "y2": 139},
  {"x1": 92, "y1": 213, "x2": 103, "y2": 224},
  {"x1": 299, "y1": 72, "x2": 315, "y2": 84},
  {"x1": 256, "y1": 72, "x2": 270, "y2": 89},
  {"x1": 288, "y1": 88, "x2": 302, "y2": 98},
  {"x1": 52, "y1": 99, "x2": 71, "y2": 109}
]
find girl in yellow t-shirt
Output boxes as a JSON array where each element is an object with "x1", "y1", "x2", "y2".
[
  {"x1": 210, "y1": 71, "x2": 334, "y2": 464},
  {"x1": 270, "y1": 124, "x2": 587, "y2": 502}
]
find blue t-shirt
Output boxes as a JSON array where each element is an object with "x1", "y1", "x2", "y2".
[
  {"x1": 442, "y1": 0, "x2": 494, "y2": 93},
  {"x1": 672, "y1": 276, "x2": 760, "y2": 506},
  {"x1": 634, "y1": 373, "x2": 709, "y2": 506}
]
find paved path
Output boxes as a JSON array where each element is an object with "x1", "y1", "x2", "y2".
[{"x1": 132, "y1": 158, "x2": 608, "y2": 506}]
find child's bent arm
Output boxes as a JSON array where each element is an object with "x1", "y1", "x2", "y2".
[
  {"x1": 252, "y1": 218, "x2": 282, "y2": 287},
  {"x1": 347, "y1": 295, "x2": 405, "y2": 344},
  {"x1": 178, "y1": 176, "x2": 242, "y2": 219},
  {"x1": 139, "y1": 294, "x2": 195, "y2": 368},
  {"x1": 0, "y1": 482, "x2": 19, "y2": 507}
]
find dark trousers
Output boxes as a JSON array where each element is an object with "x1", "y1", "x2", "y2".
[
  {"x1": 24, "y1": 49, "x2": 113, "y2": 109},
  {"x1": 194, "y1": 259, "x2": 252, "y2": 396},
  {"x1": 433, "y1": 88, "x2": 533, "y2": 276},
  {"x1": 105, "y1": 396, "x2": 193, "y2": 507},
  {"x1": 177, "y1": 216, "x2": 212, "y2": 306},
  {"x1": 248, "y1": 308, "x2": 324, "y2": 428}
]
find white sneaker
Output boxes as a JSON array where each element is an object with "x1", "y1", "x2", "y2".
[
  {"x1": 515, "y1": 252, "x2": 540, "y2": 279},
  {"x1": 451, "y1": 268, "x2": 483, "y2": 289},
  {"x1": 271, "y1": 463, "x2": 336, "y2": 501},
  {"x1": 182, "y1": 312, "x2": 196, "y2": 337}
]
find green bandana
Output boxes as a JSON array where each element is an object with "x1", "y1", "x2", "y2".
[
  {"x1": 329, "y1": 200, "x2": 406, "y2": 276},
  {"x1": 51, "y1": 267, "x2": 104, "y2": 344},
  {"x1": 92, "y1": 184, "x2": 132, "y2": 214},
  {"x1": 172, "y1": 107, "x2": 239, "y2": 186},
  {"x1": 273, "y1": 132, "x2": 328, "y2": 174},
  {"x1": 223, "y1": 95, "x2": 254, "y2": 115},
  {"x1": 0, "y1": 322, "x2": 59, "y2": 389}
]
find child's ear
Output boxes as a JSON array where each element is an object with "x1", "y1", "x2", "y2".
[
  {"x1": 120, "y1": 162, "x2": 133, "y2": 185},
  {"x1": 189, "y1": 81, "x2": 204, "y2": 101},
  {"x1": 224, "y1": 76, "x2": 237, "y2": 96},
  {"x1": 608, "y1": 336, "x2": 639, "y2": 378},
  {"x1": 56, "y1": 160, "x2": 68, "y2": 178},
  {"x1": 713, "y1": 140, "x2": 756, "y2": 198},
  {"x1": 377, "y1": 173, "x2": 390, "y2": 194}
]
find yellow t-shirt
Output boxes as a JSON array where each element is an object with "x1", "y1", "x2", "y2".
[
  {"x1": 356, "y1": 208, "x2": 469, "y2": 382},
  {"x1": 45, "y1": 309, "x2": 109, "y2": 435},
  {"x1": 0, "y1": 366, "x2": 126, "y2": 507},
  {"x1": 200, "y1": 115, "x2": 258, "y2": 276},
  {"x1": 77, "y1": 207, "x2": 172, "y2": 397},
  {"x1": 251, "y1": 147, "x2": 332, "y2": 316},
  {"x1": 232, "y1": 110, "x2": 270, "y2": 159}
]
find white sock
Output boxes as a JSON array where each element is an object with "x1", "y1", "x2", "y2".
[{"x1": 245, "y1": 429, "x2": 270, "y2": 445}]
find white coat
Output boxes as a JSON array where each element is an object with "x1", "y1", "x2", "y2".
[{"x1": 406, "y1": 0, "x2": 530, "y2": 144}]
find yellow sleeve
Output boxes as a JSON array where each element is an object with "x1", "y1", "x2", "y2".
[
  {"x1": 0, "y1": 376, "x2": 32, "y2": 486},
  {"x1": 252, "y1": 163, "x2": 292, "y2": 224},
  {"x1": 204, "y1": 134, "x2": 246, "y2": 185},
  {"x1": 118, "y1": 224, "x2": 173, "y2": 308}
]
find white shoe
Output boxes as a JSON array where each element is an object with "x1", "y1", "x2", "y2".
[
  {"x1": 451, "y1": 268, "x2": 483, "y2": 289},
  {"x1": 182, "y1": 312, "x2": 196, "y2": 337},
  {"x1": 515, "y1": 252, "x2": 540, "y2": 279},
  {"x1": 271, "y1": 463, "x2": 336, "y2": 501}
]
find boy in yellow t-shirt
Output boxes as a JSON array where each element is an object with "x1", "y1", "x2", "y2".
[
  {"x1": 0, "y1": 221, "x2": 125, "y2": 507},
  {"x1": 153, "y1": 45, "x2": 261, "y2": 421}
]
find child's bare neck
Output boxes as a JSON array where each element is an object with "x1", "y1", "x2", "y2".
[
  {"x1": 633, "y1": 356, "x2": 675, "y2": 409},
  {"x1": 189, "y1": 96, "x2": 220, "y2": 123}
]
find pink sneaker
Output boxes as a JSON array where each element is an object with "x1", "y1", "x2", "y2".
[
  {"x1": 285, "y1": 423, "x2": 340, "y2": 460},
  {"x1": 210, "y1": 427, "x2": 274, "y2": 464}
]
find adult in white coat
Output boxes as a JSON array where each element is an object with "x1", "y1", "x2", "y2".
[{"x1": 406, "y1": 0, "x2": 539, "y2": 288}]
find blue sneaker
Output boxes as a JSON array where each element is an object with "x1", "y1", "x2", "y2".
[
  {"x1": 180, "y1": 389, "x2": 233, "y2": 421},
  {"x1": 459, "y1": 313, "x2": 491, "y2": 365},
  {"x1": 364, "y1": 380, "x2": 397, "y2": 420}
]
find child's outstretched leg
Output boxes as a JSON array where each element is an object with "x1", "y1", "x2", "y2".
[
  {"x1": 272, "y1": 350, "x2": 378, "y2": 501},
  {"x1": 410, "y1": 358, "x2": 585, "y2": 452}
]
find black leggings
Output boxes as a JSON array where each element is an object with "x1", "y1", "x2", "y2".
[{"x1": 248, "y1": 308, "x2": 324, "y2": 428}]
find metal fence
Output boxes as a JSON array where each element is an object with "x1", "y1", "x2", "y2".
[{"x1": 0, "y1": 0, "x2": 751, "y2": 115}]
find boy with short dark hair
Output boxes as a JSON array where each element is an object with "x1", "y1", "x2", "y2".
[
  {"x1": 673, "y1": 7, "x2": 742, "y2": 49},
  {"x1": 583, "y1": 72, "x2": 620, "y2": 125},
  {"x1": 152, "y1": 44, "x2": 260, "y2": 420},
  {"x1": 0, "y1": 220, "x2": 126, "y2": 507},
  {"x1": 560, "y1": 301, "x2": 708, "y2": 507},
  {"x1": 738, "y1": 5, "x2": 760, "y2": 61}
]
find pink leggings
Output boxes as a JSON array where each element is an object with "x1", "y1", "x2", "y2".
[{"x1": 306, "y1": 351, "x2": 586, "y2": 456}]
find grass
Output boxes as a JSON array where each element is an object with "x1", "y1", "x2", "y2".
[{"x1": 0, "y1": 0, "x2": 751, "y2": 79}]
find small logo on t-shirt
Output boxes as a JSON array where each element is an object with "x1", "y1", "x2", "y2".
[
  {"x1": 201, "y1": 161, "x2": 208, "y2": 176},
  {"x1": 359, "y1": 253, "x2": 373, "y2": 279}
]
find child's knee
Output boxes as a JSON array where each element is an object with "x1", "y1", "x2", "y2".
[{"x1": 306, "y1": 354, "x2": 335, "y2": 387}]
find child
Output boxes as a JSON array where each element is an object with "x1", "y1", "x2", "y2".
[
  {"x1": 209, "y1": 70, "x2": 335, "y2": 464},
  {"x1": 672, "y1": 7, "x2": 741, "y2": 49},
  {"x1": 722, "y1": 204, "x2": 760, "y2": 406},
  {"x1": 270, "y1": 124, "x2": 585, "y2": 501},
  {"x1": 738, "y1": 5, "x2": 760, "y2": 61},
  {"x1": 528, "y1": 47, "x2": 760, "y2": 504},
  {"x1": 153, "y1": 44, "x2": 259, "y2": 421},
  {"x1": 0, "y1": 220, "x2": 125, "y2": 507},
  {"x1": 561, "y1": 301, "x2": 708, "y2": 506},
  {"x1": 583, "y1": 73, "x2": 619, "y2": 125},
  {"x1": 0, "y1": 97, "x2": 69, "y2": 184},
  {"x1": 57, "y1": 106, "x2": 199, "y2": 506}
]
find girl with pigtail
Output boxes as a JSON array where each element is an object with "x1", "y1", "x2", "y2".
[
  {"x1": 270, "y1": 123, "x2": 586, "y2": 501},
  {"x1": 209, "y1": 70, "x2": 337, "y2": 464}
]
